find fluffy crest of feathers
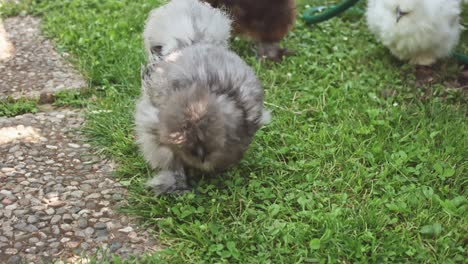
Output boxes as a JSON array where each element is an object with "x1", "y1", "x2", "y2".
[
  {"x1": 366, "y1": 0, "x2": 462, "y2": 65},
  {"x1": 143, "y1": 0, "x2": 232, "y2": 57},
  {"x1": 136, "y1": 0, "x2": 269, "y2": 195}
]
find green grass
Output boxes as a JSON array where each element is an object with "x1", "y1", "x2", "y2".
[
  {"x1": 1, "y1": 0, "x2": 467, "y2": 263},
  {"x1": 0, "y1": 97, "x2": 38, "y2": 117}
]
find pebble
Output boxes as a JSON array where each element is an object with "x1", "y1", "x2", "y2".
[
  {"x1": 50, "y1": 215, "x2": 61, "y2": 224},
  {"x1": 84, "y1": 227, "x2": 94, "y2": 236},
  {"x1": 4, "y1": 209, "x2": 12, "y2": 218},
  {"x1": 52, "y1": 225, "x2": 60, "y2": 235},
  {"x1": 76, "y1": 217, "x2": 88, "y2": 229},
  {"x1": 85, "y1": 193, "x2": 101, "y2": 199},
  {"x1": 112, "y1": 193, "x2": 123, "y2": 201},
  {"x1": 118, "y1": 226, "x2": 133, "y2": 233},
  {"x1": 66, "y1": 241, "x2": 80, "y2": 249},
  {"x1": 36, "y1": 242, "x2": 46, "y2": 248},
  {"x1": 49, "y1": 242, "x2": 60, "y2": 249},
  {"x1": 5, "y1": 248, "x2": 18, "y2": 255},
  {"x1": 2, "y1": 198, "x2": 14, "y2": 205},
  {"x1": 80, "y1": 185, "x2": 92, "y2": 194},
  {"x1": 95, "y1": 229, "x2": 109, "y2": 241},
  {"x1": 62, "y1": 214, "x2": 73, "y2": 224},
  {"x1": 29, "y1": 237, "x2": 40, "y2": 244},
  {"x1": 25, "y1": 247, "x2": 37, "y2": 254},
  {"x1": 21, "y1": 224, "x2": 38, "y2": 233},
  {"x1": 5, "y1": 204, "x2": 18, "y2": 210},
  {"x1": 8, "y1": 256, "x2": 20, "y2": 264},
  {"x1": 27, "y1": 215, "x2": 39, "y2": 224},
  {"x1": 14, "y1": 209, "x2": 30, "y2": 216},
  {"x1": 18, "y1": 198, "x2": 30, "y2": 206},
  {"x1": 94, "y1": 222, "x2": 107, "y2": 230},
  {"x1": 48, "y1": 200, "x2": 66, "y2": 208},
  {"x1": 60, "y1": 224, "x2": 72, "y2": 232},
  {"x1": 70, "y1": 190, "x2": 83, "y2": 198},
  {"x1": 81, "y1": 242, "x2": 89, "y2": 250},
  {"x1": 110, "y1": 241, "x2": 122, "y2": 252}
]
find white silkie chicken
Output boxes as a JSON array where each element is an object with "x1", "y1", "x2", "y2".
[
  {"x1": 366, "y1": 0, "x2": 463, "y2": 65},
  {"x1": 136, "y1": 0, "x2": 269, "y2": 195}
]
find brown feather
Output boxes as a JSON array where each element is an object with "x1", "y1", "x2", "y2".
[{"x1": 204, "y1": 0, "x2": 296, "y2": 43}]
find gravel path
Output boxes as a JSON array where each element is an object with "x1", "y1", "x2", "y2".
[
  {"x1": 0, "y1": 12, "x2": 160, "y2": 263},
  {"x1": 0, "y1": 110, "x2": 159, "y2": 263},
  {"x1": 0, "y1": 16, "x2": 86, "y2": 99}
]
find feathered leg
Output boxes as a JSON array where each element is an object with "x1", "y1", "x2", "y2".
[
  {"x1": 145, "y1": 159, "x2": 191, "y2": 196},
  {"x1": 257, "y1": 42, "x2": 292, "y2": 61}
]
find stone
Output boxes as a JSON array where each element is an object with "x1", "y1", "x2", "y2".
[
  {"x1": 50, "y1": 215, "x2": 61, "y2": 224},
  {"x1": 8, "y1": 256, "x2": 20, "y2": 264},
  {"x1": 27, "y1": 215, "x2": 39, "y2": 224},
  {"x1": 18, "y1": 198, "x2": 30, "y2": 206},
  {"x1": 21, "y1": 224, "x2": 38, "y2": 233},
  {"x1": 52, "y1": 225, "x2": 60, "y2": 235},
  {"x1": 84, "y1": 227, "x2": 94, "y2": 236},
  {"x1": 109, "y1": 241, "x2": 122, "y2": 252},
  {"x1": 81, "y1": 242, "x2": 89, "y2": 250},
  {"x1": 62, "y1": 214, "x2": 73, "y2": 224},
  {"x1": 2, "y1": 198, "x2": 14, "y2": 205},
  {"x1": 49, "y1": 242, "x2": 60, "y2": 249},
  {"x1": 95, "y1": 229, "x2": 109, "y2": 238},
  {"x1": 85, "y1": 193, "x2": 101, "y2": 199},
  {"x1": 68, "y1": 143, "x2": 80, "y2": 148},
  {"x1": 48, "y1": 200, "x2": 66, "y2": 208},
  {"x1": 5, "y1": 204, "x2": 18, "y2": 210},
  {"x1": 118, "y1": 226, "x2": 133, "y2": 233},
  {"x1": 94, "y1": 222, "x2": 107, "y2": 230},
  {"x1": 66, "y1": 241, "x2": 80, "y2": 249},
  {"x1": 5, "y1": 248, "x2": 18, "y2": 255},
  {"x1": 29, "y1": 237, "x2": 40, "y2": 244},
  {"x1": 60, "y1": 224, "x2": 72, "y2": 232},
  {"x1": 70, "y1": 190, "x2": 83, "y2": 198},
  {"x1": 25, "y1": 247, "x2": 37, "y2": 254},
  {"x1": 14, "y1": 209, "x2": 30, "y2": 216},
  {"x1": 37, "y1": 242, "x2": 46, "y2": 249},
  {"x1": 76, "y1": 217, "x2": 87, "y2": 229}
]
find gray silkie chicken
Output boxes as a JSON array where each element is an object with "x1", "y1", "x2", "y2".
[{"x1": 136, "y1": 0, "x2": 270, "y2": 195}]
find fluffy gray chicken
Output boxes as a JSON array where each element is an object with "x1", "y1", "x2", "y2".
[{"x1": 136, "y1": 0, "x2": 270, "y2": 195}]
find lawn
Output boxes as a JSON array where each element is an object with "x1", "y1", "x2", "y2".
[{"x1": 1, "y1": 0, "x2": 467, "y2": 263}]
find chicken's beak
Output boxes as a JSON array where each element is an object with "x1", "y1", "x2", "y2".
[{"x1": 396, "y1": 6, "x2": 409, "y2": 23}]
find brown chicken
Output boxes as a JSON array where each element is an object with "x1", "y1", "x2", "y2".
[{"x1": 203, "y1": 0, "x2": 296, "y2": 61}]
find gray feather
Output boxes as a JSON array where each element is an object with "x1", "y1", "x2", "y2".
[{"x1": 136, "y1": 0, "x2": 268, "y2": 196}]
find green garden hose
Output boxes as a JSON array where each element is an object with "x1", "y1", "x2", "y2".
[
  {"x1": 302, "y1": 0, "x2": 361, "y2": 24},
  {"x1": 452, "y1": 52, "x2": 468, "y2": 64}
]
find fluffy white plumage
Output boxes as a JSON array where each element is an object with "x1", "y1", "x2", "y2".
[
  {"x1": 366, "y1": 0, "x2": 462, "y2": 65},
  {"x1": 142, "y1": 0, "x2": 231, "y2": 57}
]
